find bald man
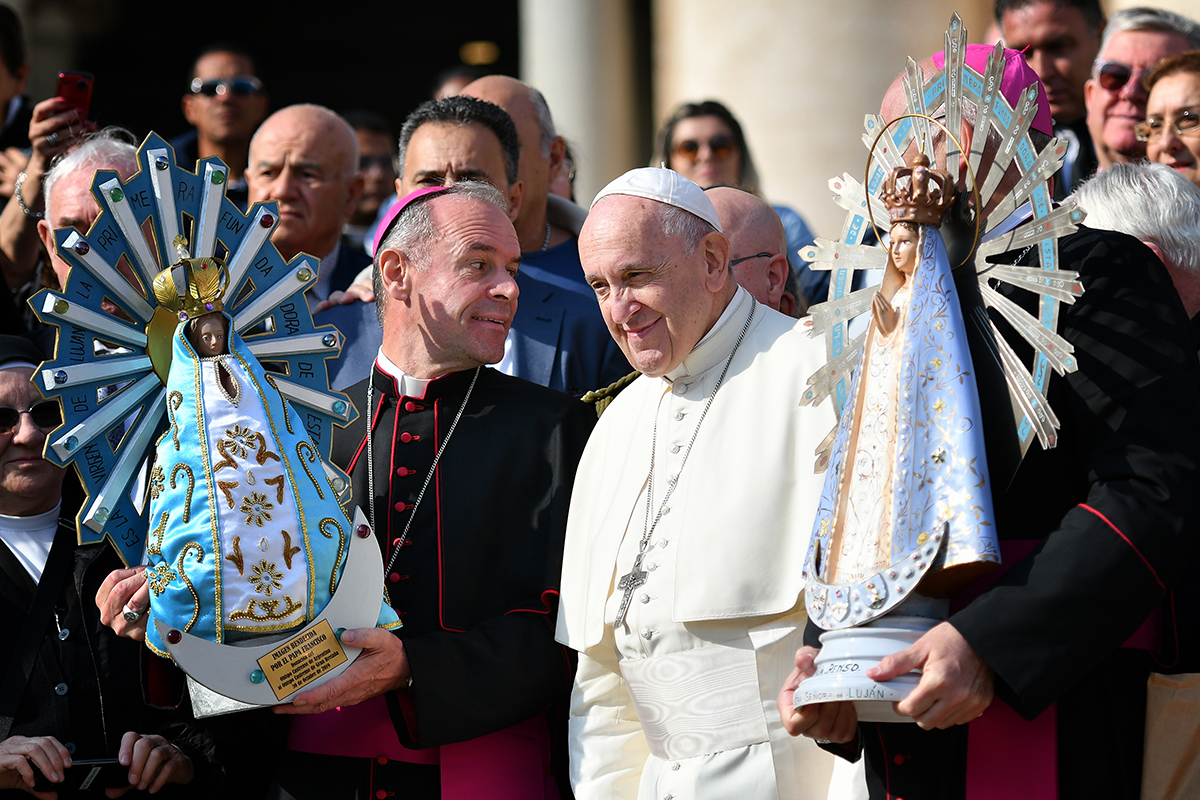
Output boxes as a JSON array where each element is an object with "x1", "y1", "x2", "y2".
[
  {"x1": 707, "y1": 186, "x2": 798, "y2": 316},
  {"x1": 246, "y1": 104, "x2": 367, "y2": 302},
  {"x1": 462, "y1": 76, "x2": 590, "y2": 296}
]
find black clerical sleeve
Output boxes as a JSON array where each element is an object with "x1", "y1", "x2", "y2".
[
  {"x1": 950, "y1": 228, "x2": 1200, "y2": 718},
  {"x1": 335, "y1": 367, "x2": 595, "y2": 749}
]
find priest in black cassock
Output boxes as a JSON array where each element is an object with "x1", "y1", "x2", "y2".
[
  {"x1": 268, "y1": 181, "x2": 595, "y2": 800},
  {"x1": 780, "y1": 51, "x2": 1200, "y2": 800}
]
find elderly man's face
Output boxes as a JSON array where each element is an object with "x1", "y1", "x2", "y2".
[
  {"x1": 1085, "y1": 29, "x2": 1193, "y2": 164},
  {"x1": 385, "y1": 195, "x2": 521, "y2": 375},
  {"x1": 37, "y1": 167, "x2": 104, "y2": 289},
  {"x1": 182, "y1": 51, "x2": 267, "y2": 148},
  {"x1": 1001, "y1": 1, "x2": 1100, "y2": 125},
  {"x1": 0, "y1": 367, "x2": 65, "y2": 516},
  {"x1": 581, "y1": 195, "x2": 728, "y2": 377},
  {"x1": 248, "y1": 112, "x2": 358, "y2": 260}
]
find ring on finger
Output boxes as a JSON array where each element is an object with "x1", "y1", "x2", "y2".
[
  {"x1": 122, "y1": 603, "x2": 145, "y2": 623},
  {"x1": 45, "y1": 131, "x2": 59, "y2": 146}
]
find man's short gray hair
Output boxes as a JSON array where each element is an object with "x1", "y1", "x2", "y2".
[
  {"x1": 660, "y1": 204, "x2": 717, "y2": 254},
  {"x1": 1071, "y1": 161, "x2": 1200, "y2": 274},
  {"x1": 372, "y1": 179, "x2": 510, "y2": 327},
  {"x1": 1098, "y1": 7, "x2": 1200, "y2": 64},
  {"x1": 43, "y1": 127, "x2": 138, "y2": 220}
]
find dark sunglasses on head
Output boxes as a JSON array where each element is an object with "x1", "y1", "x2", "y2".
[
  {"x1": 730, "y1": 252, "x2": 774, "y2": 266},
  {"x1": 672, "y1": 134, "x2": 736, "y2": 162},
  {"x1": 189, "y1": 75, "x2": 263, "y2": 98},
  {"x1": 1094, "y1": 60, "x2": 1150, "y2": 93},
  {"x1": 0, "y1": 400, "x2": 61, "y2": 434}
]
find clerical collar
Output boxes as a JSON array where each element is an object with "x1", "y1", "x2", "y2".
[
  {"x1": 374, "y1": 350, "x2": 441, "y2": 399},
  {"x1": 0, "y1": 503, "x2": 61, "y2": 582},
  {"x1": 665, "y1": 286, "x2": 753, "y2": 383}
]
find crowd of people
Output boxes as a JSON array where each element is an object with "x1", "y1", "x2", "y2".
[{"x1": 2, "y1": 0, "x2": 1199, "y2": 798}]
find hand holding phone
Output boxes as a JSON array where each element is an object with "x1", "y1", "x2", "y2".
[{"x1": 55, "y1": 71, "x2": 93, "y2": 122}]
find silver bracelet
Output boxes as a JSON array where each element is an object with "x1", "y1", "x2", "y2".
[{"x1": 14, "y1": 171, "x2": 43, "y2": 220}]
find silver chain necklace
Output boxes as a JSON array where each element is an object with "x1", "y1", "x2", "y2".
[
  {"x1": 366, "y1": 366, "x2": 480, "y2": 576},
  {"x1": 613, "y1": 296, "x2": 757, "y2": 628}
]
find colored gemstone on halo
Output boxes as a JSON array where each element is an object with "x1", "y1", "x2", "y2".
[
  {"x1": 109, "y1": 188, "x2": 124, "y2": 202},
  {"x1": 250, "y1": 669, "x2": 265, "y2": 683}
]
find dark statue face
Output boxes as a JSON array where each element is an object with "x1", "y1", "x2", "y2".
[{"x1": 189, "y1": 313, "x2": 228, "y2": 357}]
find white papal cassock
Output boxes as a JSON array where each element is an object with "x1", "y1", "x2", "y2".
[{"x1": 557, "y1": 287, "x2": 839, "y2": 799}]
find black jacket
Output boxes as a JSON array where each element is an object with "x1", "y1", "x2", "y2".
[{"x1": 0, "y1": 517, "x2": 220, "y2": 798}]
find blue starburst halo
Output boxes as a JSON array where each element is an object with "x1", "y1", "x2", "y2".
[{"x1": 29, "y1": 132, "x2": 357, "y2": 567}]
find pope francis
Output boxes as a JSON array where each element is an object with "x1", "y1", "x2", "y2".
[{"x1": 556, "y1": 168, "x2": 837, "y2": 799}]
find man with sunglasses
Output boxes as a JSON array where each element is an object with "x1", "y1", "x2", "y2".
[
  {"x1": 1083, "y1": 7, "x2": 1200, "y2": 173},
  {"x1": 996, "y1": 0, "x2": 1104, "y2": 198},
  {"x1": 170, "y1": 43, "x2": 268, "y2": 212},
  {"x1": 0, "y1": 336, "x2": 215, "y2": 797}
]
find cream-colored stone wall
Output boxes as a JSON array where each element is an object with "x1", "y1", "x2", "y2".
[{"x1": 653, "y1": 0, "x2": 994, "y2": 240}]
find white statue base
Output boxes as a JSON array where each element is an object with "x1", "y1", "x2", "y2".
[
  {"x1": 155, "y1": 508, "x2": 387, "y2": 715},
  {"x1": 795, "y1": 596, "x2": 949, "y2": 723}
]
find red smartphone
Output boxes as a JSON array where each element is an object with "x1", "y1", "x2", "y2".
[{"x1": 56, "y1": 70, "x2": 94, "y2": 120}]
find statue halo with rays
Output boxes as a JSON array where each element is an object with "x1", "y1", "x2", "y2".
[
  {"x1": 29, "y1": 132, "x2": 357, "y2": 568},
  {"x1": 801, "y1": 12, "x2": 1087, "y2": 474},
  {"x1": 26, "y1": 132, "x2": 405, "y2": 712}
]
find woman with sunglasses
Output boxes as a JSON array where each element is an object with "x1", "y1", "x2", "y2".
[
  {"x1": 1140, "y1": 50, "x2": 1200, "y2": 190},
  {"x1": 654, "y1": 100, "x2": 821, "y2": 308}
]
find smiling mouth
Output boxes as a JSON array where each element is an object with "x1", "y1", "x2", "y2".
[
  {"x1": 624, "y1": 318, "x2": 660, "y2": 339},
  {"x1": 472, "y1": 315, "x2": 509, "y2": 326}
]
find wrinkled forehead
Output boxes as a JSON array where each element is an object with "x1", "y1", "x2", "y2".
[{"x1": 0, "y1": 366, "x2": 39, "y2": 404}]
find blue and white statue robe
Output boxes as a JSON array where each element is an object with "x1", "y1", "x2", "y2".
[
  {"x1": 806, "y1": 229, "x2": 1000, "y2": 629},
  {"x1": 144, "y1": 314, "x2": 399, "y2": 657}
]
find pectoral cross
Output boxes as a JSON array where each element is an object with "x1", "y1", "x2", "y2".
[{"x1": 613, "y1": 556, "x2": 648, "y2": 629}]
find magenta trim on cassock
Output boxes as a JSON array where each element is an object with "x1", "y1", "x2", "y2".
[
  {"x1": 956, "y1": 539, "x2": 1159, "y2": 800},
  {"x1": 288, "y1": 696, "x2": 559, "y2": 799}
]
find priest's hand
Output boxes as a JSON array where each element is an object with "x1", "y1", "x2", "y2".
[
  {"x1": 96, "y1": 567, "x2": 149, "y2": 641},
  {"x1": 275, "y1": 628, "x2": 410, "y2": 715},
  {"x1": 777, "y1": 646, "x2": 859, "y2": 744},
  {"x1": 868, "y1": 621, "x2": 994, "y2": 729}
]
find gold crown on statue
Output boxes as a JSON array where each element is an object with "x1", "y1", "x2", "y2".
[
  {"x1": 152, "y1": 235, "x2": 229, "y2": 320},
  {"x1": 880, "y1": 152, "x2": 957, "y2": 227}
]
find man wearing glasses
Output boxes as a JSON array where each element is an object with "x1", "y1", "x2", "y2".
[
  {"x1": 171, "y1": 44, "x2": 269, "y2": 211},
  {"x1": 1082, "y1": 7, "x2": 1200, "y2": 173}
]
